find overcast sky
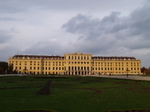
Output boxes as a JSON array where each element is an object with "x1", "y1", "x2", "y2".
[{"x1": 0, "y1": 0, "x2": 150, "y2": 67}]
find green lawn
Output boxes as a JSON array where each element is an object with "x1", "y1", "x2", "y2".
[{"x1": 0, "y1": 75, "x2": 150, "y2": 112}]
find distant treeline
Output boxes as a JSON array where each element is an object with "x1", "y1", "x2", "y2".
[
  {"x1": 0, "y1": 61, "x2": 13, "y2": 74},
  {"x1": 141, "y1": 67, "x2": 150, "y2": 75}
]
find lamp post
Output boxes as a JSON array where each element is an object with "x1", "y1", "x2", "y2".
[{"x1": 126, "y1": 68, "x2": 130, "y2": 77}]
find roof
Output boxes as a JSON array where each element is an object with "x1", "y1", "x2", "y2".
[
  {"x1": 92, "y1": 56, "x2": 136, "y2": 60},
  {"x1": 12, "y1": 55, "x2": 64, "y2": 59}
]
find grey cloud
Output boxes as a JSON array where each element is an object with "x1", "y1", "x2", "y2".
[
  {"x1": 0, "y1": 30, "x2": 12, "y2": 44},
  {"x1": 62, "y1": 12, "x2": 124, "y2": 40},
  {"x1": 0, "y1": 17, "x2": 22, "y2": 21},
  {"x1": 23, "y1": 40, "x2": 64, "y2": 55},
  {"x1": 128, "y1": 2, "x2": 150, "y2": 38},
  {"x1": 0, "y1": 0, "x2": 27, "y2": 14},
  {"x1": 0, "y1": 45, "x2": 20, "y2": 62},
  {"x1": 0, "y1": 0, "x2": 145, "y2": 14},
  {"x1": 62, "y1": 14, "x2": 98, "y2": 34},
  {"x1": 62, "y1": 1, "x2": 150, "y2": 50}
]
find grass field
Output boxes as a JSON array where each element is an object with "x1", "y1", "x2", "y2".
[{"x1": 0, "y1": 75, "x2": 150, "y2": 112}]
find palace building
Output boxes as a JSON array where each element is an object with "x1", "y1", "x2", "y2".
[{"x1": 8, "y1": 52, "x2": 141, "y2": 75}]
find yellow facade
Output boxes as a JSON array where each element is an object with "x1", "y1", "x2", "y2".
[{"x1": 8, "y1": 52, "x2": 141, "y2": 75}]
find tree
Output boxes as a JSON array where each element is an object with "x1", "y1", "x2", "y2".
[
  {"x1": 0, "y1": 67, "x2": 4, "y2": 74},
  {"x1": 8, "y1": 63, "x2": 13, "y2": 74},
  {"x1": 141, "y1": 67, "x2": 150, "y2": 75},
  {"x1": 141, "y1": 67, "x2": 146, "y2": 74},
  {"x1": 0, "y1": 61, "x2": 8, "y2": 74}
]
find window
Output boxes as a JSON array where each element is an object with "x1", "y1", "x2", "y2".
[{"x1": 87, "y1": 67, "x2": 89, "y2": 70}]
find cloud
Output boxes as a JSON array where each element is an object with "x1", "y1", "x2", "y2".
[
  {"x1": 0, "y1": 17, "x2": 22, "y2": 21},
  {"x1": 0, "y1": 44, "x2": 21, "y2": 62},
  {"x1": 0, "y1": 30, "x2": 12, "y2": 44},
  {"x1": 60, "y1": 1, "x2": 150, "y2": 67},
  {"x1": 0, "y1": 0, "x2": 145, "y2": 14},
  {"x1": 62, "y1": 12, "x2": 124, "y2": 39},
  {"x1": 23, "y1": 40, "x2": 64, "y2": 55},
  {"x1": 128, "y1": 2, "x2": 150, "y2": 38},
  {"x1": 62, "y1": 1, "x2": 150, "y2": 51}
]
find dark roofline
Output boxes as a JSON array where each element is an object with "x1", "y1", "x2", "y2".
[
  {"x1": 13, "y1": 55, "x2": 64, "y2": 58},
  {"x1": 92, "y1": 56, "x2": 136, "y2": 59}
]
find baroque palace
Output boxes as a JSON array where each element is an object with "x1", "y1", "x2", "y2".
[{"x1": 8, "y1": 52, "x2": 141, "y2": 75}]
